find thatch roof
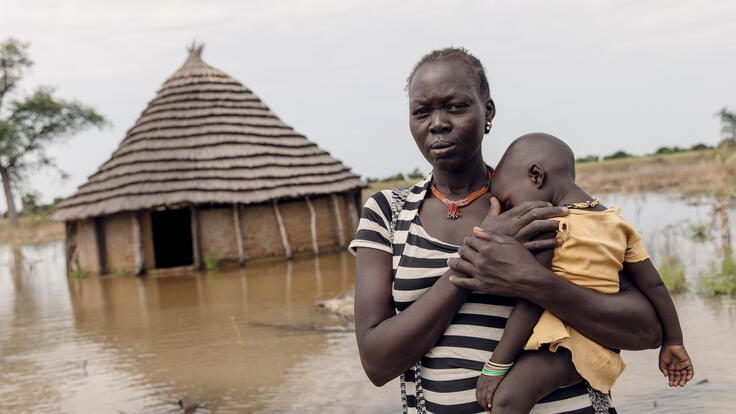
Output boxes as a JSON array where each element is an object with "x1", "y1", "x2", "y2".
[{"x1": 53, "y1": 44, "x2": 365, "y2": 221}]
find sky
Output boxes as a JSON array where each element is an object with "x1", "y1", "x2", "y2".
[{"x1": 1, "y1": 0, "x2": 736, "y2": 211}]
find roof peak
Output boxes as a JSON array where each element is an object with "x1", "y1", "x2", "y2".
[{"x1": 183, "y1": 41, "x2": 205, "y2": 66}]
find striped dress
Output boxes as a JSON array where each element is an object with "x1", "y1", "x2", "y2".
[{"x1": 349, "y1": 176, "x2": 615, "y2": 414}]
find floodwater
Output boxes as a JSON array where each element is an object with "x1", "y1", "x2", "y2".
[{"x1": 0, "y1": 191, "x2": 735, "y2": 413}]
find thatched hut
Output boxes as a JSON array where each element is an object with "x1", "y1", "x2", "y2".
[{"x1": 52, "y1": 44, "x2": 365, "y2": 275}]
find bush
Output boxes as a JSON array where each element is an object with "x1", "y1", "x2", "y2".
[
  {"x1": 407, "y1": 168, "x2": 424, "y2": 179},
  {"x1": 204, "y1": 252, "x2": 219, "y2": 271},
  {"x1": 688, "y1": 222, "x2": 713, "y2": 242},
  {"x1": 698, "y1": 253, "x2": 736, "y2": 296},
  {"x1": 603, "y1": 150, "x2": 633, "y2": 160},
  {"x1": 690, "y1": 143, "x2": 712, "y2": 151},
  {"x1": 575, "y1": 155, "x2": 599, "y2": 163},
  {"x1": 659, "y1": 256, "x2": 687, "y2": 294}
]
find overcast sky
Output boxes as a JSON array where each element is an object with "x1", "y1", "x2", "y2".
[{"x1": 1, "y1": 0, "x2": 735, "y2": 210}]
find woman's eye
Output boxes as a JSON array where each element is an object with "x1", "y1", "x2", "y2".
[
  {"x1": 448, "y1": 103, "x2": 467, "y2": 112},
  {"x1": 412, "y1": 108, "x2": 429, "y2": 117}
]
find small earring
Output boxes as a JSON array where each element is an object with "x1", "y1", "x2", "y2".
[{"x1": 484, "y1": 122, "x2": 492, "y2": 134}]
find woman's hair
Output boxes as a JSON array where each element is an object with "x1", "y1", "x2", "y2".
[{"x1": 405, "y1": 47, "x2": 491, "y2": 100}]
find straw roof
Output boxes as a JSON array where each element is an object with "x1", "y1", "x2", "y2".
[{"x1": 53, "y1": 44, "x2": 365, "y2": 221}]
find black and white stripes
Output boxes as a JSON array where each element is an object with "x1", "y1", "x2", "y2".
[{"x1": 350, "y1": 176, "x2": 614, "y2": 414}]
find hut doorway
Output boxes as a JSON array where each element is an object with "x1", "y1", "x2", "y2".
[{"x1": 151, "y1": 208, "x2": 194, "y2": 268}]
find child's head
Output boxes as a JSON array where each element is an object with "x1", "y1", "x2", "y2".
[{"x1": 491, "y1": 133, "x2": 576, "y2": 209}]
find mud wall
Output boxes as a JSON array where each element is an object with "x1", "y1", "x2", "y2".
[{"x1": 103, "y1": 212, "x2": 135, "y2": 273}]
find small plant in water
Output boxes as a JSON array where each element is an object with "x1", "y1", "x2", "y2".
[
  {"x1": 68, "y1": 267, "x2": 87, "y2": 280},
  {"x1": 204, "y1": 252, "x2": 219, "y2": 271},
  {"x1": 659, "y1": 256, "x2": 687, "y2": 294},
  {"x1": 687, "y1": 222, "x2": 713, "y2": 242},
  {"x1": 698, "y1": 253, "x2": 736, "y2": 296}
]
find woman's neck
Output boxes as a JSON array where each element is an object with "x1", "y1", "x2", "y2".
[{"x1": 431, "y1": 156, "x2": 488, "y2": 198}]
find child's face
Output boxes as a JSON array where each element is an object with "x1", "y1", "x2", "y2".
[{"x1": 491, "y1": 165, "x2": 551, "y2": 210}]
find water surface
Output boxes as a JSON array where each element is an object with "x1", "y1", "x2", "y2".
[{"x1": 1, "y1": 191, "x2": 734, "y2": 413}]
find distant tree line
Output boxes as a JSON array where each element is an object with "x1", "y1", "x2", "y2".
[
  {"x1": 576, "y1": 107, "x2": 736, "y2": 163},
  {"x1": 365, "y1": 167, "x2": 425, "y2": 183}
]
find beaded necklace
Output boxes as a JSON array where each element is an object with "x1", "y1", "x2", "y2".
[
  {"x1": 430, "y1": 168, "x2": 493, "y2": 219},
  {"x1": 561, "y1": 199, "x2": 600, "y2": 209}
]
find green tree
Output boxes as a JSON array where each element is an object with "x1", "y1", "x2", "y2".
[
  {"x1": 0, "y1": 38, "x2": 106, "y2": 227},
  {"x1": 719, "y1": 107, "x2": 736, "y2": 142}
]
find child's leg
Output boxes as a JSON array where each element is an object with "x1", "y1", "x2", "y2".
[{"x1": 490, "y1": 348, "x2": 581, "y2": 414}]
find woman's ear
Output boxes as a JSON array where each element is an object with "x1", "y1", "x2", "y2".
[
  {"x1": 528, "y1": 164, "x2": 545, "y2": 188},
  {"x1": 485, "y1": 98, "x2": 496, "y2": 122}
]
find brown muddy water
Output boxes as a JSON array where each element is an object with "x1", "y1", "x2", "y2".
[{"x1": 1, "y1": 192, "x2": 735, "y2": 413}]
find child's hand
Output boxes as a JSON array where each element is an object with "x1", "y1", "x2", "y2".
[
  {"x1": 659, "y1": 344, "x2": 694, "y2": 387},
  {"x1": 476, "y1": 373, "x2": 505, "y2": 411}
]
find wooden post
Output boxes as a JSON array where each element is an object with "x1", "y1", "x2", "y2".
[
  {"x1": 346, "y1": 191, "x2": 360, "y2": 232},
  {"x1": 233, "y1": 204, "x2": 245, "y2": 266},
  {"x1": 189, "y1": 205, "x2": 203, "y2": 270},
  {"x1": 93, "y1": 217, "x2": 107, "y2": 274},
  {"x1": 65, "y1": 221, "x2": 79, "y2": 273},
  {"x1": 305, "y1": 196, "x2": 319, "y2": 255},
  {"x1": 331, "y1": 194, "x2": 346, "y2": 246},
  {"x1": 131, "y1": 212, "x2": 145, "y2": 276},
  {"x1": 273, "y1": 200, "x2": 292, "y2": 259}
]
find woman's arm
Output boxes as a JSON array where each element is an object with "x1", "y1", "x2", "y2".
[
  {"x1": 355, "y1": 247, "x2": 469, "y2": 386},
  {"x1": 449, "y1": 230, "x2": 663, "y2": 350},
  {"x1": 355, "y1": 200, "x2": 569, "y2": 386}
]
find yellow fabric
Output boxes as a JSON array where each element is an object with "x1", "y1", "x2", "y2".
[{"x1": 524, "y1": 206, "x2": 649, "y2": 393}]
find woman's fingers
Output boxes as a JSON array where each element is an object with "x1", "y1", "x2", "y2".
[
  {"x1": 515, "y1": 219, "x2": 560, "y2": 243},
  {"x1": 513, "y1": 205, "x2": 568, "y2": 231},
  {"x1": 458, "y1": 242, "x2": 482, "y2": 263},
  {"x1": 523, "y1": 237, "x2": 561, "y2": 253},
  {"x1": 448, "y1": 257, "x2": 477, "y2": 275},
  {"x1": 449, "y1": 274, "x2": 481, "y2": 291}
]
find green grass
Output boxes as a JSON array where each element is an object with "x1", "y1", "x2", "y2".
[
  {"x1": 659, "y1": 256, "x2": 688, "y2": 294},
  {"x1": 698, "y1": 253, "x2": 736, "y2": 296},
  {"x1": 204, "y1": 252, "x2": 219, "y2": 271}
]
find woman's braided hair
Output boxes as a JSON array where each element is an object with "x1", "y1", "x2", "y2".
[{"x1": 405, "y1": 47, "x2": 491, "y2": 101}]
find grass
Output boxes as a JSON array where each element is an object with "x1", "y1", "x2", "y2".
[
  {"x1": 0, "y1": 215, "x2": 64, "y2": 245},
  {"x1": 698, "y1": 253, "x2": 736, "y2": 296},
  {"x1": 204, "y1": 252, "x2": 219, "y2": 271},
  {"x1": 658, "y1": 256, "x2": 688, "y2": 294}
]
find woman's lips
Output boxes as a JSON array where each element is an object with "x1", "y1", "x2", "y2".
[{"x1": 429, "y1": 141, "x2": 456, "y2": 157}]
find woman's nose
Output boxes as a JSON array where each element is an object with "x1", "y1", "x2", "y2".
[{"x1": 428, "y1": 112, "x2": 451, "y2": 134}]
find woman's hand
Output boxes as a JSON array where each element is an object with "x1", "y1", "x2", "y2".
[
  {"x1": 448, "y1": 229, "x2": 541, "y2": 297},
  {"x1": 478, "y1": 198, "x2": 567, "y2": 253}
]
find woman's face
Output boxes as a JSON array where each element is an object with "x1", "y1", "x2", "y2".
[{"x1": 408, "y1": 59, "x2": 493, "y2": 172}]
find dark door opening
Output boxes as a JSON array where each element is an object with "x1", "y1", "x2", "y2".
[{"x1": 151, "y1": 208, "x2": 193, "y2": 268}]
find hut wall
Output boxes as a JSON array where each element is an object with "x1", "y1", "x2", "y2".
[
  {"x1": 103, "y1": 212, "x2": 136, "y2": 273},
  {"x1": 140, "y1": 211, "x2": 155, "y2": 270},
  {"x1": 311, "y1": 196, "x2": 340, "y2": 250},
  {"x1": 335, "y1": 192, "x2": 356, "y2": 244},
  {"x1": 240, "y1": 203, "x2": 284, "y2": 259},
  {"x1": 199, "y1": 207, "x2": 239, "y2": 263},
  {"x1": 77, "y1": 218, "x2": 101, "y2": 273},
  {"x1": 279, "y1": 199, "x2": 314, "y2": 255}
]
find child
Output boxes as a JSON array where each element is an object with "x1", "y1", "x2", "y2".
[{"x1": 472, "y1": 133, "x2": 694, "y2": 413}]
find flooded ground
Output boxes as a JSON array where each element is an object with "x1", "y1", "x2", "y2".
[{"x1": 0, "y1": 191, "x2": 734, "y2": 413}]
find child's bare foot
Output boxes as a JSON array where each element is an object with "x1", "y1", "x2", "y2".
[
  {"x1": 659, "y1": 344, "x2": 694, "y2": 387},
  {"x1": 476, "y1": 373, "x2": 505, "y2": 410}
]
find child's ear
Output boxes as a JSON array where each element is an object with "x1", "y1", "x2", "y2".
[{"x1": 528, "y1": 164, "x2": 545, "y2": 188}]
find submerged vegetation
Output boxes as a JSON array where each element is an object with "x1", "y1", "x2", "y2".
[{"x1": 698, "y1": 253, "x2": 736, "y2": 296}]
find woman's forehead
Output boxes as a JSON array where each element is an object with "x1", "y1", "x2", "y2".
[{"x1": 409, "y1": 60, "x2": 478, "y2": 100}]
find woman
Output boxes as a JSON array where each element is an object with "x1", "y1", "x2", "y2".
[{"x1": 349, "y1": 48, "x2": 662, "y2": 413}]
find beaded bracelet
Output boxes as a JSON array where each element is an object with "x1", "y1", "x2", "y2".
[{"x1": 481, "y1": 360, "x2": 514, "y2": 376}]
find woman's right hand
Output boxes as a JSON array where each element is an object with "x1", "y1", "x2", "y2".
[{"x1": 478, "y1": 197, "x2": 567, "y2": 252}]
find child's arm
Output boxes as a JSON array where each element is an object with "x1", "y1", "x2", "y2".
[
  {"x1": 624, "y1": 259, "x2": 694, "y2": 386},
  {"x1": 488, "y1": 254, "x2": 549, "y2": 364},
  {"x1": 475, "y1": 230, "x2": 552, "y2": 409}
]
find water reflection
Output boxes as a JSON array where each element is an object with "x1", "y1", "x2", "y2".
[
  {"x1": 1, "y1": 191, "x2": 735, "y2": 413},
  {"x1": 0, "y1": 245, "x2": 394, "y2": 413}
]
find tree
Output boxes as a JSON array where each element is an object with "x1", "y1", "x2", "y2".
[
  {"x1": 0, "y1": 38, "x2": 106, "y2": 227},
  {"x1": 719, "y1": 107, "x2": 736, "y2": 142}
]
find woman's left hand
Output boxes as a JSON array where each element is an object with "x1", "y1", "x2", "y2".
[{"x1": 447, "y1": 228, "x2": 542, "y2": 297}]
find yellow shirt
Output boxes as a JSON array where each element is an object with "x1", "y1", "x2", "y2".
[{"x1": 524, "y1": 206, "x2": 649, "y2": 393}]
